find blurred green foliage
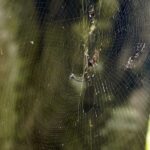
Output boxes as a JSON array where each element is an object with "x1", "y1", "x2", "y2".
[{"x1": 0, "y1": 0, "x2": 149, "y2": 150}]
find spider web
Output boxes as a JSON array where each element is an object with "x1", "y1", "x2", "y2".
[
  {"x1": 31, "y1": 0, "x2": 150, "y2": 149},
  {"x1": 1, "y1": 0, "x2": 150, "y2": 150}
]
